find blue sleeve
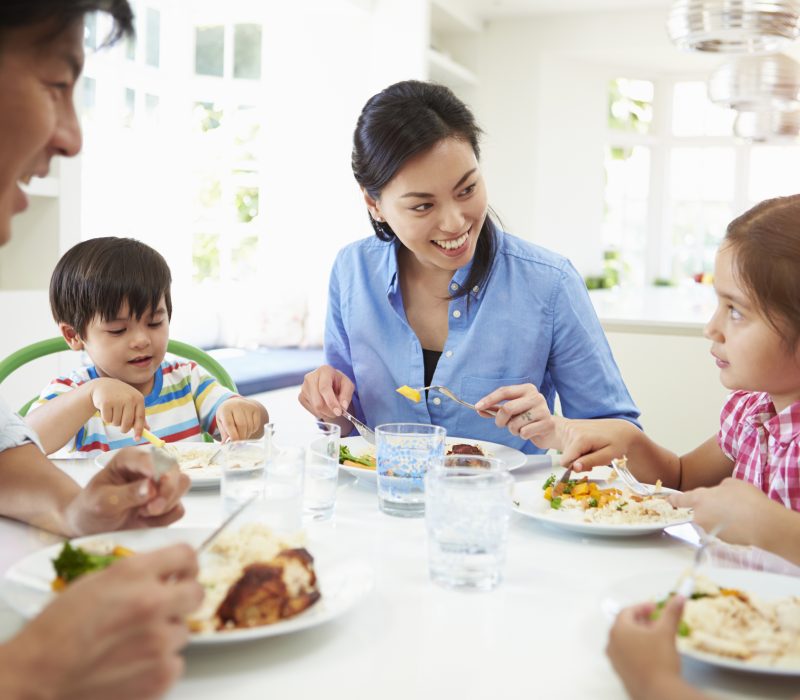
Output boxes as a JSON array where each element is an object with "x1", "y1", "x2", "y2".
[{"x1": 548, "y1": 261, "x2": 641, "y2": 427}]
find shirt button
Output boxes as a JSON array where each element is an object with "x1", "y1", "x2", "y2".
[
  {"x1": 472, "y1": 285, "x2": 479, "y2": 293},
  {"x1": 433, "y1": 397, "x2": 441, "y2": 405},
  {"x1": 450, "y1": 283, "x2": 458, "y2": 291},
  {"x1": 452, "y1": 309, "x2": 461, "y2": 319},
  {"x1": 445, "y1": 350, "x2": 453, "y2": 358}
]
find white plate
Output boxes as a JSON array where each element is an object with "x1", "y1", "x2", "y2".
[
  {"x1": 602, "y1": 566, "x2": 800, "y2": 676},
  {"x1": 96, "y1": 443, "x2": 222, "y2": 489},
  {"x1": 1, "y1": 527, "x2": 374, "y2": 645},
  {"x1": 339, "y1": 435, "x2": 528, "y2": 485},
  {"x1": 512, "y1": 470, "x2": 692, "y2": 537}
]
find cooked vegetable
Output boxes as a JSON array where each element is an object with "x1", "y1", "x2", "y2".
[
  {"x1": 51, "y1": 542, "x2": 133, "y2": 589},
  {"x1": 542, "y1": 474, "x2": 557, "y2": 490},
  {"x1": 395, "y1": 385, "x2": 421, "y2": 403},
  {"x1": 339, "y1": 445, "x2": 376, "y2": 469}
]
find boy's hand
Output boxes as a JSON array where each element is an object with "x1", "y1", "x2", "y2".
[
  {"x1": 89, "y1": 378, "x2": 148, "y2": 440},
  {"x1": 216, "y1": 397, "x2": 267, "y2": 442}
]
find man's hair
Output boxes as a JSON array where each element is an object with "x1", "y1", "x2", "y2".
[
  {"x1": 50, "y1": 237, "x2": 172, "y2": 336},
  {"x1": 0, "y1": 1, "x2": 134, "y2": 47},
  {"x1": 725, "y1": 194, "x2": 800, "y2": 351}
]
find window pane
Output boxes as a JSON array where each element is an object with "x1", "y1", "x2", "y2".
[
  {"x1": 748, "y1": 145, "x2": 800, "y2": 202},
  {"x1": 195, "y1": 25, "x2": 224, "y2": 77},
  {"x1": 82, "y1": 77, "x2": 96, "y2": 116},
  {"x1": 669, "y1": 148, "x2": 735, "y2": 280},
  {"x1": 608, "y1": 78, "x2": 653, "y2": 134},
  {"x1": 672, "y1": 81, "x2": 735, "y2": 137},
  {"x1": 123, "y1": 87, "x2": 135, "y2": 127},
  {"x1": 193, "y1": 233, "x2": 221, "y2": 282},
  {"x1": 145, "y1": 93, "x2": 160, "y2": 123},
  {"x1": 234, "y1": 24, "x2": 262, "y2": 79},
  {"x1": 193, "y1": 101, "x2": 223, "y2": 132},
  {"x1": 235, "y1": 187, "x2": 259, "y2": 223},
  {"x1": 145, "y1": 8, "x2": 161, "y2": 68},
  {"x1": 84, "y1": 12, "x2": 98, "y2": 50},
  {"x1": 602, "y1": 145, "x2": 650, "y2": 286}
]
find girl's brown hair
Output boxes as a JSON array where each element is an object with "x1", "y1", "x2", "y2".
[{"x1": 725, "y1": 194, "x2": 800, "y2": 350}]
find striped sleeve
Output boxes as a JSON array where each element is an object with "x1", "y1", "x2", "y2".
[
  {"x1": 26, "y1": 375, "x2": 83, "y2": 415},
  {"x1": 185, "y1": 362, "x2": 236, "y2": 438}
]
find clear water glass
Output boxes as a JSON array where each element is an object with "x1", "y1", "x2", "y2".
[
  {"x1": 376, "y1": 423, "x2": 446, "y2": 518},
  {"x1": 264, "y1": 446, "x2": 305, "y2": 535},
  {"x1": 303, "y1": 421, "x2": 341, "y2": 521},
  {"x1": 220, "y1": 426, "x2": 273, "y2": 516},
  {"x1": 425, "y1": 455, "x2": 513, "y2": 591}
]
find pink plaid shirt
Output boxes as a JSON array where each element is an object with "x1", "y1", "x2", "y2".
[{"x1": 718, "y1": 390, "x2": 800, "y2": 511}]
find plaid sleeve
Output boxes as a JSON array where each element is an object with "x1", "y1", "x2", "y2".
[
  {"x1": 187, "y1": 362, "x2": 237, "y2": 438},
  {"x1": 717, "y1": 390, "x2": 755, "y2": 461}
]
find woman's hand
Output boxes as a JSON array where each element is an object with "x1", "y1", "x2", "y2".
[
  {"x1": 299, "y1": 365, "x2": 355, "y2": 421},
  {"x1": 0, "y1": 544, "x2": 203, "y2": 700},
  {"x1": 606, "y1": 595, "x2": 696, "y2": 700},
  {"x1": 65, "y1": 446, "x2": 190, "y2": 535},
  {"x1": 474, "y1": 384, "x2": 557, "y2": 448},
  {"x1": 557, "y1": 418, "x2": 640, "y2": 472}
]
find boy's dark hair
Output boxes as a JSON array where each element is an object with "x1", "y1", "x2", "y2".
[
  {"x1": 0, "y1": 0, "x2": 134, "y2": 48},
  {"x1": 50, "y1": 237, "x2": 172, "y2": 336},
  {"x1": 351, "y1": 80, "x2": 497, "y2": 301},
  {"x1": 725, "y1": 194, "x2": 800, "y2": 351}
]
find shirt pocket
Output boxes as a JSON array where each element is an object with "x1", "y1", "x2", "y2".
[{"x1": 455, "y1": 375, "x2": 533, "y2": 443}]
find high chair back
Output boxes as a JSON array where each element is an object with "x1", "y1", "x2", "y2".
[{"x1": 0, "y1": 337, "x2": 237, "y2": 416}]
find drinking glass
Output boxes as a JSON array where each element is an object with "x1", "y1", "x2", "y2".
[
  {"x1": 425, "y1": 455, "x2": 513, "y2": 591},
  {"x1": 303, "y1": 421, "x2": 341, "y2": 521},
  {"x1": 376, "y1": 423, "x2": 445, "y2": 518},
  {"x1": 220, "y1": 425, "x2": 273, "y2": 516},
  {"x1": 263, "y1": 446, "x2": 305, "y2": 535}
]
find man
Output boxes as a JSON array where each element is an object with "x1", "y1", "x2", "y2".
[{"x1": 0, "y1": 2, "x2": 202, "y2": 697}]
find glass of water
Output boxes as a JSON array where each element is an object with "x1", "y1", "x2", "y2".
[
  {"x1": 263, "y1": 446, "x2": 305, "y2": 535},
  {"x1": 376, "y1": 423, "x2": 445, "y2": 518},
  {"x1": 220, "y1": 425, "x2": 273, "y2": 516},
  {"x1": 425, "y1": 455, "x2": 513, "y2": 591},
  {"x1": 303, "y1": 421, "x2": 340, "y2": 521}
]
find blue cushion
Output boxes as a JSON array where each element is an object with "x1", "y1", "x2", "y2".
[{"x1": 206, "y1": 347, "x2": 325, "y2": 396}]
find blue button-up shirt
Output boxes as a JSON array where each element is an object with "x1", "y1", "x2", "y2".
[{"x1": 325, "y1": 231, "x2": 640, "y2": 454}]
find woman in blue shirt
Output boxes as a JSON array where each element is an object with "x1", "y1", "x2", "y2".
[{"x1": 299, "y1": 80, "x2": 639, "y2": 454}]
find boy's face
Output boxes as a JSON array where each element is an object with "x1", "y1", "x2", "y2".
[
  {"x1": 0, "y1": 19, "x2": 83, "y2": 245},
  {"x1": 63, "y1": 297, "x2": 171, "y2": 395},
  {"x1": 704, "y1": 243, "x2": 800, "y2": 410}
]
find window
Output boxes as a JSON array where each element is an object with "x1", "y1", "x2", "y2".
[
  {"x1": 145, "y1": 8, "x2": 161, "y2": 68},
  {"x1": 234, "y1": 24, "x2": 262, "y2": 79},
  {"x1": 602, "y1": 76, "x2": 799, "y2": 287},
  {"x1": 195, "y1": 25, "x2": 224, "y2": 77}
]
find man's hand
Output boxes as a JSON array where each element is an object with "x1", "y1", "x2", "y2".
[{"x1": 65, "y1": 447, "x2": 189, "y2": 536}]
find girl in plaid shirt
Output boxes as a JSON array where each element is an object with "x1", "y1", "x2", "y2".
[{"x1": 530, "y1": 195, "x2": 800, "y2": 564}]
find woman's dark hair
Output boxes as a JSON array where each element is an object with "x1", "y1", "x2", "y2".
[
  {"x1": 725, "y1": 194, "x2": 800, "y2": 351},
  {"x1": 352, "y1": 80, "x2": 497, "y2": 300},
  {"x1": 50, "y1": 237, "x2": 172, "y2": 336},
  {"x1": 0, "y1": 0, "x2": 134, "y2": 47}
]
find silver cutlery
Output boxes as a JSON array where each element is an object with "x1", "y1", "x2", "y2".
[
  {"x1": 196, "y1": 494, "x2": 258, "y2": 554},
  {"x1": 340, "y1": 407, "x2": 376, "y2": 445},
  {"x1": 405, "y1": 385, "x2": 499, "y2": 416}
]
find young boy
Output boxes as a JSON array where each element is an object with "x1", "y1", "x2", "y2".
[{"x1": 27, "y1": 236, "x2": 269, "y2": 455}]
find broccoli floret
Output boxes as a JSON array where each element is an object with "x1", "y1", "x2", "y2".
[
  {"x1": 543, "y1": 474, "x2": 557, "y2": 490},
  {"x1": 52, "y1": 542, "x2": 119, "y2": 583},
  {"x1": 338, "y1": 445, "x2": 375, "y2": 468},
  {"x1": 588, "y1": 497, "x2": 598, "y2": 508},
  {"x1": 550, "y1": 497, "x2": 562, "y2": 510}
]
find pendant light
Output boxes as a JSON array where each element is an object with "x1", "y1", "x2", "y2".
[
  {"x1": 707, "y1": 53, "x2": 800, "y2": 110},
  {"x1": 668, "y1": 0, "x2": 800, "y2": 53},
  {"x1": 733, "y1": 108, "x2": 800, "y2": 140}
]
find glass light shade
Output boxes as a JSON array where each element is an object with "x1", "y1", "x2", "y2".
[
  {"x1": 707, "y1": 53, "x2": 800, "y2": 110},
  {"x1": 733, "y1": 108, "x2": 800, "y2": 141},
  {"x1": 667, "y1": 0, "x2": 800, "y2": 53}
]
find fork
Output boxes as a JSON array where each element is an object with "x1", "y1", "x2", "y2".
[
  {"x1": 611, "y1": 457, "x2": 671, "y2": 499},
  {"x1": 406, "y1": 385, "x2": 499, "y2": 416},
  {"x1": 340, "y1": 407, "x2": 376, "y2": 445}
]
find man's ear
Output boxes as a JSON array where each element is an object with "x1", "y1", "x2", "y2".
[
  {"x1": 59, "y1": 323, "x2": 84, "y2": 351},
  {"x1": 361, "y1": 187, "x2": 384, "y2": 222}
]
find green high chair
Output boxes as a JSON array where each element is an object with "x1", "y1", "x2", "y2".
[{"x1": 0, "y1": 337, "x2": 237, "y2": 416}]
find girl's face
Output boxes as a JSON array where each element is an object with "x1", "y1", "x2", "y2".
[
  {"x1": 705, "y1": 243, "x2": 800, "y2": 410},
  {"x1": 364, "y1": 137, "x2": 488, "y2": 275},
  {"x1": 0, "y1": 19, "x2": 83, "y2": 245}
]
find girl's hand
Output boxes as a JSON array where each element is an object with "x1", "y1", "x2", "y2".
[
  {"x1": 607, "y1": 595, "x2": 687, "y2": 700},
  {"x1": 88, "y1": 377, "x2": 148, "y2": 440},
  {"x1": 474, "y1": 384, "x2": 556, "y2": 448},
  {"x1": 216, "y1": 398, "x2": 267, "y2": 441},
  {"x1": 558, "y1": 418, "x2": 639, "y2": 472},
  {"x1": 298, "y1": 365, "x2": 355, "y2": 421}
]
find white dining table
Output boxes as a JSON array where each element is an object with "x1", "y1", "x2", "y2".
[{"x1": 0, "y1": 458, "x2": 798, "y2": 700}]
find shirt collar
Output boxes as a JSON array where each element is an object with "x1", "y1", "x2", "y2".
[{"x1": 746, "y1": 393, "x2": 800, "y2": 444}]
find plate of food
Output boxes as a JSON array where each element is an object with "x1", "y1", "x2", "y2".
[
  {"x1": 338, "y1": 435, "x2": 527, "y2": 484},
  {"x1": 1, "y1": 525, "x2": 373, "y2": 645},
  {"x1": 95, "y1": 442, "x2": 223, "y2": 488},
  {"x1": 602, "y1": 567, "x2": 800, "y2": 675},
  {"x1": 512, "y1": 467, "x2": 692, "y2": 536}
]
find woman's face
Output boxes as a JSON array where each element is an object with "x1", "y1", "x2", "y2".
[
  {"x1": 0, "y1": 19, "x2": 83, "y2": 245},
  {"x1": 366, "y1": 137, "x2": 488, "y2": 275}
]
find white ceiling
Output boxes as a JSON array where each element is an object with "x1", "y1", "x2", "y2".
[{"x1": 457, "y1": 0, "x2": 670, "y2": 19}]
